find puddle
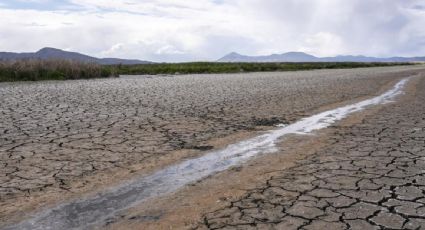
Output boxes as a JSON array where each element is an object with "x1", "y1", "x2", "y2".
[{"x1": 2, "y1": 78, "x2": 410, "y2": 230}]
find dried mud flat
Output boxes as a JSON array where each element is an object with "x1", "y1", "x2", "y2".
[
  {"x1": 197, "y1": 75, "x2": 425, "y2": 229},
  {"x1": 0, "y1": 66, "x2": 424, "y2": 228}
]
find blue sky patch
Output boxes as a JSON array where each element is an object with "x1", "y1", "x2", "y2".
[{"x1": 0, "y1": 0, "x2": 80, "y2": 11}]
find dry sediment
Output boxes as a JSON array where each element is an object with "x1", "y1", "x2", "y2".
[
  {"x1": 199, "y1": 74, "x2": 425, "y2": 229},
  {"x1": 0, "y1": 66, "x2": 424, "y2": 225}
]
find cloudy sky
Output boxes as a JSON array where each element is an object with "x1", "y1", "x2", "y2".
[{"x1": 1, "y1": 0, "x2": 425, "y2": 62}]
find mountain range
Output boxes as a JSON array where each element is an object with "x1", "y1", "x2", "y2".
[
  {"x1": 0, "y1": 47, "x2": 150, "y2": 65},
  {"x1": 1, "y1": 48, "x2": 424, "y2": 64},
  {"x1": 218, "y1": 51, "x2": 425, "y2": 63}
]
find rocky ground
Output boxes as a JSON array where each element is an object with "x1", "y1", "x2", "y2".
[
  {"x1": 199, "y1": 75, "x2": 425, "y2": 229},
  {"x1": 0, "y1": 66, "x2": 424, "y2": 226}
]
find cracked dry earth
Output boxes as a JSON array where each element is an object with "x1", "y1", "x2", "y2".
[
  {"x1": 200, "y1": 76, "x2": 425, "y2": 229},
  {"x1": 1, "y1": 66, "x2": 424, "y2": 227}
]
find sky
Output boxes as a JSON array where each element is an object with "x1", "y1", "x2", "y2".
[{"x1": 0, "y1": 0, "x2": 425, "y2": 62}]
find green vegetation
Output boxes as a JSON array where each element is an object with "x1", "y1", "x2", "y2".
[
  {"x1": 0, "y1": 59, "x2": 118, "y2": 82},
  {"x1": 111, "y1": 62, "x2": 412, "y2": 75},
  {"x1": 0, "y1": 60, "x2": 413, "y2": 82}
]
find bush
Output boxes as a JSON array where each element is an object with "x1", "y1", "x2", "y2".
[
  {"x1": 0, "y1": 59, "x2": 117, "y2": 82},
  {"x1": 113, "y1": 62, "x2": 412, "y2": 76},
  {"x1": 0, "y1": 60, "x2": 413, "y2": 82}
]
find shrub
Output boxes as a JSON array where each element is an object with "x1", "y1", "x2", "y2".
[{"x1": 0, "y1": 59, "x2": 117, "y2": 82}]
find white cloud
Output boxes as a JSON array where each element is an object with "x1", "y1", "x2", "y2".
[
  {"x1": 0, "y1": 0, "x2": 424, "y2": 61},
  {"x1": 101, "y1": 43, "x2": 124, "y2": 56},
  {"x1": 156, "y1": 45, "x2": 185, "y2": 55},
  {"x1": 300, "y1": 32, "x2": 346, "y2": 57}
]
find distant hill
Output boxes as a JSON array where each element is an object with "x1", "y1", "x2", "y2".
[
  {"x1": 218, "y1": 52, "x2": 425, "y2": 63},
  {"x1": 0, "y1": 47, "x2": 151, "y2": 65}
]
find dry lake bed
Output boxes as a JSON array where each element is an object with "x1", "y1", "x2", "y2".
[{"x1": 1, "y1": 65, "x2": 425, "y2": 229}]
